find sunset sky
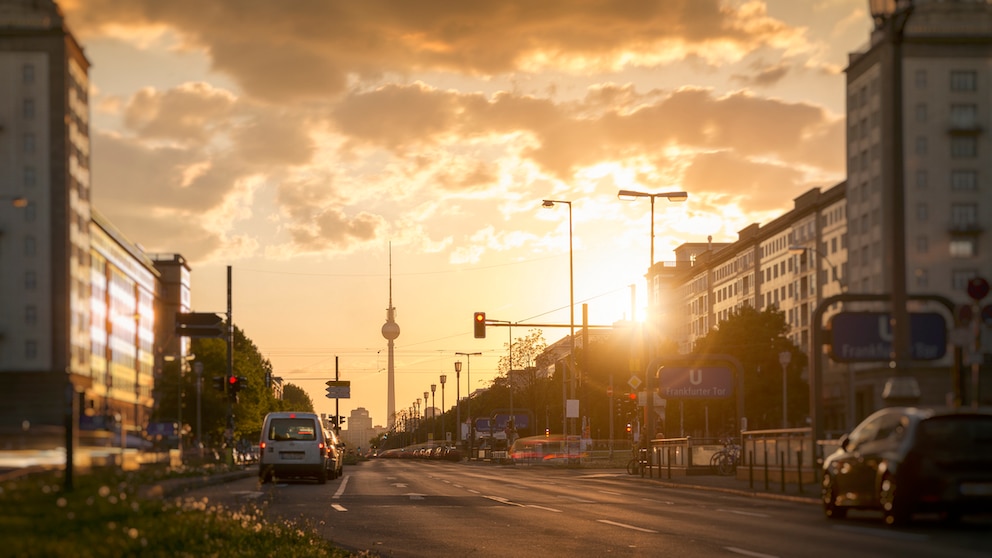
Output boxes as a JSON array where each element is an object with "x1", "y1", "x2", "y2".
[{"x1": 59, "y1": 0, "x2": 862, "y2": 427}]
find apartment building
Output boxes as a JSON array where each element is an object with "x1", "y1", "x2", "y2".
[{"x1": 0, "y1": 1, "x2": 189, "y2": 447}]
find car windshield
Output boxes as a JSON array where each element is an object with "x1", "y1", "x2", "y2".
[
  {"x1": 269, "y1": 419, "x2": 317, "y2": 441},
  {"x1": 915, "y1": 415, "x2": 992, "y2": 458}
]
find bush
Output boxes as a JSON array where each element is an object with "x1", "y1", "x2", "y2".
[{"x1": 0, "y1": 467, "x2": 358, "y2": 557}]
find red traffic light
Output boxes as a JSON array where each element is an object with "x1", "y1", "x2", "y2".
[
  {"x1": 229, "y1": 376, "x2": 238, "y2": 385},
  {"x1": 628, "y1": 392, "x2": 637, "y2": 401},
  {"x1": 473, "y1": 312, "x2": 486, "y2": 338}
]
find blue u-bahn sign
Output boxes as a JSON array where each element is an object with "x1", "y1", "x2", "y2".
[
  {"x1": 656, "y1": 367, "x2": 734, "y2": 399},
  {"x1": 829, "y1": 312, "x2": 946, "y2": 362}
]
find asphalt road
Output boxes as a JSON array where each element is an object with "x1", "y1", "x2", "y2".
[{"x1": 187, "y1": 460, "x2": 992, "y2": 558}]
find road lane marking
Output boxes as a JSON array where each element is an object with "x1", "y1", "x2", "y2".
[
  {"x1": 724, "y1": 547, "x2": 777, "y2": 558},
  {"x1": 526, "y1": 505, "x2": 562, "y2": 513},
  {"x1": 467, "y1": 489, "x2": 480, "y2": 494},
  {"x1": 599, "y1": 490, "x2": 622, "y2": 496},
  {"x1": 596, "y1": 519, "x2": 658, "y2": 534},
  {"x1": 331, "y1": 504, "x2": 347, "y2": 512},
  {"x1": 717, "y1": 508, "x2": 769, "y2": 518},
  {"x1": 642, "y1": 498, "x2": 675, "y2": 505},
  {"x1": 484, "y1": 495, "x2": 525, "y2": 507},
  {"x1": 391, "y1": 483, "x2": 408, "y2": 488},
  {"x1": 333, "y1": 475, "x2": 349, "y2": 499}
]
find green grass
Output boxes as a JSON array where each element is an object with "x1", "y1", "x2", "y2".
[{"x1": 0, "y1": 465, "x2": 365, "y2": 557}]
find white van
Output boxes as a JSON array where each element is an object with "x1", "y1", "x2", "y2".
[{"x1": 259, "y1": 411, "x2": 334, "y2": 484}]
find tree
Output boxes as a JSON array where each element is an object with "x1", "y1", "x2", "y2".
[
  {"x1": 691, "y1": 306, "x2": 806, "y2": 432},
  {"x1": 281, "y1": 384, "x2": 314, "y2": 412}
]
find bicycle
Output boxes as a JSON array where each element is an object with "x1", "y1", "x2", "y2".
[
  {"x1": 626, "y1": 457, "x2": 642, "y2": 475},
  {"x1": 709, "y1": 439, "x2": 741, "y2": 476}
]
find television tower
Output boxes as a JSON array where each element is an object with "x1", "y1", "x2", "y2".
[{"x1": 381, "y1": 244, "x2": 400, "y2": 429}]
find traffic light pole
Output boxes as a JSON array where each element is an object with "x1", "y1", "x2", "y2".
[{"x1": 226, "y1": 266, "x2": 234, "y2": 461}]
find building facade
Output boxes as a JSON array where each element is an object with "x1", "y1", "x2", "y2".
[{"x1": 0, "y1": 1, "x2": 189, "y2": 448}]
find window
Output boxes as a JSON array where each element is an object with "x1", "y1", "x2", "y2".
[
  {"x1": 916, "y1": 203, "x2": 928, "y2": 222},
  {"x1": 951, "y1": 203, "x2": 978, "y2": 227},
  {"x1": 917, "y1": 236, "x2": 929, "y2": 253},
  {"x1": 950, "y1": 70, "x2": 977, "y2": 92},
  {"x1": 915, "y1": 136, "x2": 927, "y2": 156},
  {"x1": 23, "y1": 99, "x2": 35, "y2": 119},
  {"x1": 951, "y1": 170, "x2": 977, "y2": 191},
  {"x1": 915, "y1": 69, "x2": 927, "y2": 89},
  {"x1": 24, "y1": 236, "x2": 36, "y2": 257},
  {"x1": 24, "y1": 166, "x2": 36, "y2": 188},
  {"x1": 952, "y1": 270, "x2": 978, "y2": 290},
  {"x1": 915, "y1": 268, "x2": 929, "y2": 288},
  {"x1": 950, "y1": 239, "x2": 976, "y2": 258},
  {"x1": 22, "y1": 63, "x2": 34, "y2": 84},
  {"x1": 23, "y1": 133, "x2": 35, "y2": 154},
  {"x1": 915, "y1": 169, "x2": 927, "y2": 189},
  {"x1": 25, "y1": 306, "x2": 37, "y2": 327},
  {"x1": 915, "y1": 103, "x2": 927, "y2": 123},
  {"x1": 950, "y1": 104, "x2": 978, "y2": 128},
  {"x1": 951, "y1": 136, "x2": 977, "y2": 158},
  {"x1": 25, "y1": 271, "x2": 37, "y2": 290},
  {"x1": 26, "y1": 341, "x2": 38, "y2": 360}
]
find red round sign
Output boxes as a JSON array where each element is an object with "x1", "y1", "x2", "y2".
[{"x1": 967, "y1": 277, "x2": 989, "y2": 301}]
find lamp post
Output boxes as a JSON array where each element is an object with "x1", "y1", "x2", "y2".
[
  {"x1": 541, "y1": 199, "x2": 574, "y2": 445},
  {"x1": 164, "y1": 354, "x2": 194, "y2": 460},
  {"x1": 454, "y1": 361, "x2": 462, "y2": 445},
  {"x1": 439, "y1": 374, "x2": 447, "y2": 443},
  {"x1": 455, "y1": 352, "x2": 481, "y2": 459},
  {"x1": 617, "y1": 189, "x2": 688, "y2": 444},
  {"x1": 430, "y1": 384, "x2": 437, "y2": 443},
  {"x1": 779, "y1": 351, "x2": 791, "y2": 428}
]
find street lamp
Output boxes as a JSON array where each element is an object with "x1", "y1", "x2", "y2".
[
  {"x1": 616, "y1": 190, "x2": 688, "y2": 266},
  {"x1": 430, "y1": 384, "x2": 437, "y2": 443},
  {"x1": 779, "y1": 351, "x2": 791, "y2": 428},
  {"x1": 541, "y1": 199, "x2": 574, "y2": 444},
  {"x1": 439, "y1": 375, "x2": 447, "y2": 443},
  {"x1": 455, "y1": 352, "x2": 481, "y2": 459},
  {"x1": 454, "y1": 361, "x2": 462, "y2": 445},
  {"x1": 617, "y1": 189, "x2": 688, "y2": 445}
]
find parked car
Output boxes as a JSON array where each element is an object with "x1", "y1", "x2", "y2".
[
  {"x1": 821, "y1": 406, "x2": 992, "y2": 525},
  {"x1": 259, "y1": 412, "x2": 333, "y2": 484},
  {"x1": 323, "y1": 428, "x2": 344, "y2": 479}
]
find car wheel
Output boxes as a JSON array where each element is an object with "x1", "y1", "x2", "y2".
[
  {"x1": 880, "y1": 474, "x2": 909, "y2": 526},
  {"x1": 318, "y1": 466, "x2": 328, "y2": 485},
  {"x1": 821, "y1": 472, "x2": 847, "y2": 519}
]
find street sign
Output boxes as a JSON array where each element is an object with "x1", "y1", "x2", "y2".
[
  {"x1": 175, "y1": 312, "x2": 225, "y2": 338},
  {"x1": 325, "y1": 380, "x2": 351, "y2": 399},
  {"x1": 657, "y1": 367, "x2": 734, "y2": 399},
  {"x1": 829, "y1": 312, "x2": 946, "y2": 362},
  {"x1": 627, "y1": 375, "x2": 642, "y2": 391},
  {"x1": 967, "y1": 277, "x2": 989, "y2": 301}
]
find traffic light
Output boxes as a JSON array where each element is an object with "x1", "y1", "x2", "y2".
[
  {"x1": 212, "y1": 376, "x2": 225, "y2": 392},
  {"x1": 473, "y1": 312, "x2": 486, "y2": 338},
  {"x1": 228, "y1": 376, "x2": 246, "y2": 401},
  {"x1": 625, "y1": 423, "x2": 632, "y2": 434}
]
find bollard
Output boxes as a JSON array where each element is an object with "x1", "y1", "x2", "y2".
[
  {"x1": 763, "y1": 446, "x2": 770, "y2": 491},
  {"x1": 748, "y1": 450, "x2": 754, "y2": 490},
  {"x1": 780, "y1": 451, "x2": 786, "y2": 493},
  {"x1": 797, "y1": 450, "x2": 804, "y2": 493},
  {"x1": 667, "y1": 446, "x2": 672, "y2": 479}
]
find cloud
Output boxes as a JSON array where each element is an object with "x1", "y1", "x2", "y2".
[{"x1": 63, "y1": 0, "x2": 813, "y2": 103}]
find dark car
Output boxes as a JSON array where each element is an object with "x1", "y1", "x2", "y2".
[{"x1": 821, "y1": 406, "x2": 992, "y2": 526}]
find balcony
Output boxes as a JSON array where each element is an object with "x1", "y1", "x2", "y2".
[{"x1": 947, "y1": 222, "x2": 983, "y2": 235}]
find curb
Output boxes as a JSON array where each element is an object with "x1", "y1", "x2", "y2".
[
  {"x1": 653, "y1": 479, "x2": 820, "y2": 505},
  {"x1": 139, "y1": 469, "x2": 256, "y2": 499}
]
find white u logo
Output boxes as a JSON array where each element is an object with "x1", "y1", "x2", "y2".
[{"x1": 689, "y1": 369, "x2": 703, "y2": 385}]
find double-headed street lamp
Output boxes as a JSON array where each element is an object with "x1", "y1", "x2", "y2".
[
  {"x1": 455, "y1": 352, "x2": 481, "y2": 458},
  {"x1": 617, "y1": 189, "x2": 687, "y2": 443},
  {"x1": 541, "y1": 199, "x2": 573, "y2": 442}
]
